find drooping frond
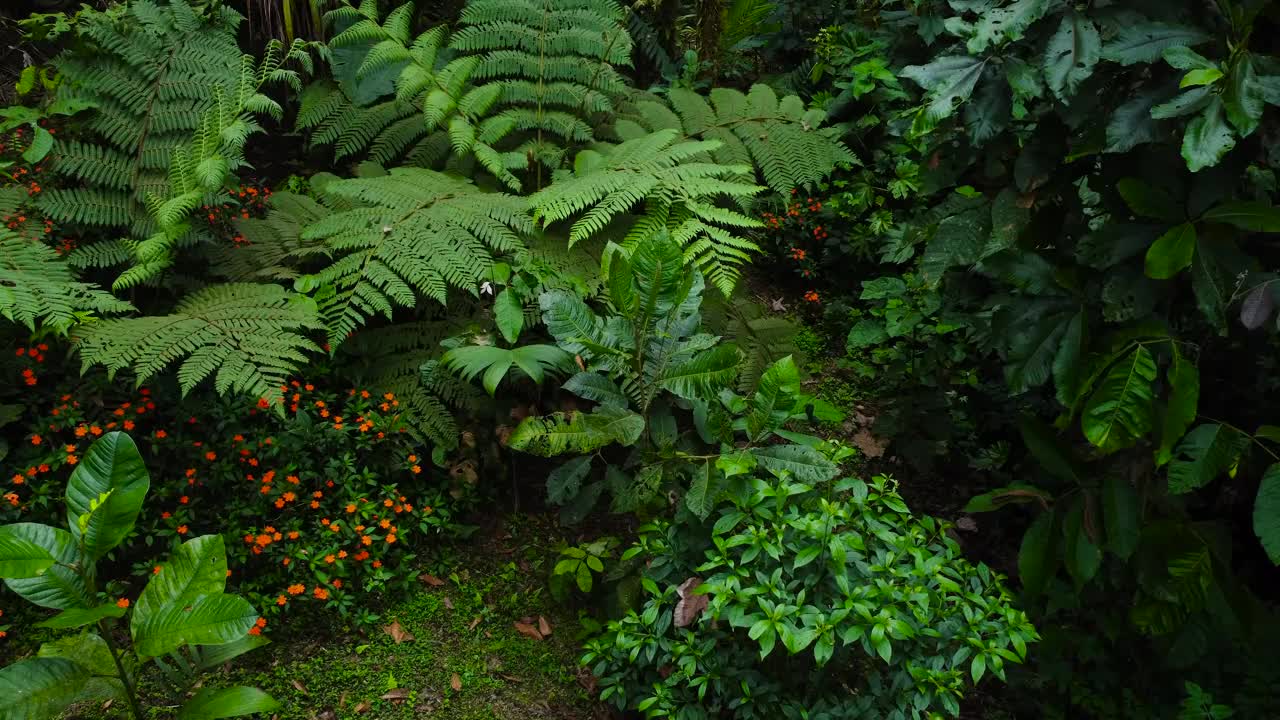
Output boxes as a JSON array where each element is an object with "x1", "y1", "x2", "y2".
[
  {"x1": 73, "y1": 283, "x2": 323, "y2": 404},
  {"x1": 297, "y1": 80, "x2": 450, "y2": 166},
  {"x1": 508, "y1": 405, "x2": 645, "y2": 456},
  {"x1": 207, "y1": 192, "x2": 330, "y2": 281},
  {"x1": 0, "y1": 230, "x2": 134, "y2": 333},
  {"x1": 530, "y1": 128, "x2": 764, "y2": 294},
  {"x1": 335, "y1": 320, "x2": 476, "y2": 448},
  {"x1": 299, "y1": 167, "x2": 531, "y2": 345},
  {"x1": 614, "y1": 84, "x2": 856, "y2": 195}
]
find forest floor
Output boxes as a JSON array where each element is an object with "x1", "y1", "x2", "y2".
[{"x1": 209, "y1": 514, "x2": 602, "y2": 720}]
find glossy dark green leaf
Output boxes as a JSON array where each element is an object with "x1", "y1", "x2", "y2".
[
  {"x1": 1117, "y1": 178, "x2": 1182, "y2": 222},
  {"x1": 1043, "y1": 12, "x2": 1100, "y2": 101},
  {"x1": 1144, "y1": 222, "x2": 1197, "y2": 279},
  {"x1": 1101, "y1": 22, "x2": 1210, "y2": 66},
  {"x1": 1254, "y1": 464, "x2": 1280, "y2": 564},
  {"x1": 1167, "y1": 423, "x2": 1249, "y2": 494},
  {"x1": 1081, "y1": 346, "x2": 1158, "y2": 453},
  {"x1": 177, "y1": 686, "x2": 280, "y2": 720},
  {"x1": 65, "y1": 432, "x2": 150, "y2": 560},
  {"x1": 1102, "y1": 476, "x2": 1140, "y2": 560},
  {"x1": 1018, "y1": 511, "x2": 1057, "y2": 597},
  {"x1": 1202, "y1": 201, "x2": 1280, "y2": 232}
]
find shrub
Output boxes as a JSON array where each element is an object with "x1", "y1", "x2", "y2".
[{"x1": 584, "y1": 473, "x2": 1037, "y2": 719}]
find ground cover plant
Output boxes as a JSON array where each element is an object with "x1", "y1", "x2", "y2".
[{"x1": 2, "y1": 0, "x2": 1279, "y2": 719}]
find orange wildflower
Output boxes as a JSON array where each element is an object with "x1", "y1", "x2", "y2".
[{"x1": 116, "y1": 598, "x2": 130, "y2": 608}]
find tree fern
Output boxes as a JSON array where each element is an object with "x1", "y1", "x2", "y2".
[
  {"x1": 0, "y1": 231, "x2": 133, "y2": 333},
  {"x1": 298, "y1": 167, "x2": 531, "y2": 346},
  {"x1": 37, "y1": 1, "x2": 245, "y2": 239},
  {"x1": 531, "y1": 128, "x2": 764, "y2": 294},
  {"x1": 614, "y1": 84, "x2": 855, "y2": 195},
  {"x1": 73, "y1": 284, "x2": 322, "y2": 405}
]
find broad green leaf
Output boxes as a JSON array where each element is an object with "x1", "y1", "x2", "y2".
[
  {"x1": 1179, "y1": 68, "x2": 1223, "y2": 89},
  {"x1": 508, "y1": 345, "x2": 573, "y2": 386},
  {"x1": 1043, "y1": 12, "x2": 1100, "y2": 102},
  {"x1": 1063, "y1": 495, "x2": 1102, "y2": 588},
  {"x1": 964, "y1": 71, "x2": 1011, "y2": 145},
  {"x1": 949, "y1": 0, "x2": 1051, "y2": 54},
  {"x1": 751, "y1": 444, "x2": 839, "y2": 483},
  {"x1": 1191, "y1": 233, "x2": 1243, "y2": 330},
  {"x1": 1182, "y1": 98, "x2": 1236, "y2": 172},
  {"x1": 1018, "y1": 511, "x2": 1057, "y2": 597},
  {"x1": 1081, "y1": 345, "x2": 1158, "y2": 453},
  {"x1": 135, "y1": 534, "x2": 228, "y2": 631},
  {"x1": 546, "y1": 456, "x2": 592, "y2": 506},
  {"x1": 1102, "y1": 476, "x2": 1140, "y2": 560},
  {"x1": 493, "y1": 289, "x2": 524, "y2": 344},
  {"x1": 2, "y1": 523, "x2": 91, "y2": 610},
  {"x1": 685, "y1": 461, "x2": 718, "y2": 520},
  {"x1": 846, "y1": 319, "x2": 888, "y2": 351},
  {"x1": 1117, "y1": 178, "x2": 1182, "y2": 222},
  {"x1": 1224, "y1": 54, "x2": 1265, "y2": 136},
  {"x1": 562, "y1": 372, "x2": 629, "y2": 408},
  {"x1": 1101, "y1": 22, "x2": 1211, "y2": 66},
  {"x1": 22, "y1": 126, "x2": 53, "y2": 164},
  {"x1": 37, "y1": 632, "x2": 126, "y2": 705},
  {"x1": 1151, "y1": 86, "x2": 1212, "y2": 119},
  {"x1": 1254, "y1": 464, "x2": 1280, "y2": 564},
  {"x1": 1167, "y1": 423, "x2": 1249, "y2": 494},
  {"x1": 134, "y1": 593, "x2": 259, "y2": 658},
  {"x1": 971, "y1": 653, "x2": 986, "y2": 684},
  {"x1": 65, "y1": 432, "x2": 150, "y2": 559},
  {"x1": 0, "y1": 657, "x2": 91, "y2": 720},
  {"x1": 1145, "y1": 222, "x2": 1197, "y2": 279},
  {"x1": 901, "y1": 56, "x2": 987, "y2": 129},
  {"x1": 746, "y1": 355, "x2": 801, "y2": 440},
  {"x1": 1163, "y1": 46, "x2": 1216, "y2": 71},
  {"x1": 177, "y1": 687, "x2": 280, "y2": 720},
  {"x1": 1019, "y1": 416, "x2": 1083, "y2": 485},
  {"x1": 660, "y1": 344, "x2": 741, "y2": 400},
  {"x1": 860, "y1": 277, "x2": 906, "y2": 299},
  {"x1": 193, "y1": 634, "x2": 271, "y2": 670},
  {"x1": 1052, "y1": 310, "x2": 1087, "y2": 407},
  {"x1": 1156, "y1": 347, "x2": 1200, "y2": 467},
  {"x1": 0, "y1": 527, "x2": 55, "y2": 578},
  {"x1": 36, "y1": 604, "x2": 127, "y2": 630},
  {"x1": 1201, "y1": 201, "x2": 1280, "y2": 232},
  {"x1": 1106, "y1": 90, "x2": 1168, "y2": 153},
  {"x1": 509, "y1": 406, "x2": 645, "y2": 457}
]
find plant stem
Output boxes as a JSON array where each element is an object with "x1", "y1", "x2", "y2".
[{"x1": 98, "y1": 619, "x2": 145, "y2": 720}]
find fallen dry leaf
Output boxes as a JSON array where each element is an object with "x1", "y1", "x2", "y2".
[
  {"x1": 443, "y1": 596, "x2": 454, "y2": 610},
  {"x1": 318, "y1": 709, "x2": 338, "y2": 720},
  {"x1": 290, "y1": 679, "x2": 308, "y2": 695},
  {"x1": 419, "y1": 573, "x2": 446, "y2": 587},
  {"x1": 467, "y1": 616, "x2": 482, "y2": 631},
  {"x1": 450, "y1": 673, "x2": 462, "y2": 692},
  {"x1": 513, "y1": 621, "x2": 543, "y2": 640},
  {"x1": 673, "y1": 577, "x2": 708, "y2": 628},
  {"x1": 499, "y1": 673, "x2": 523, "y2": 683},
  {"x1": 383, "y1": 620, "x2": 414, "y2": 644},
  {"x1": 380, "y1": 688, "x2": 410, "y2": 702},
  {"x1": 955, "y1": 516, "x2": 978, "y2": 532},
  {"x1": 338, "y1": 692, "x2": 348, "y2": 709},
  {"x1": 537, "y1": 615, "x2": 552, "y2": 637},
  {"x1": 353, "y1": 701, "x2": 370, "y2": 714},
  {"x1": 851, "y1": 429, "x2": 888, "y2": 458}
]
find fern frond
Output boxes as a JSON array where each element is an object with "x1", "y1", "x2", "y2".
[
  {"x1": 73, "y1": 283, "x2": 322, "y2": 404},
  {"x1": 507, "y1": 405, "x2": 645, "y2": 457},
  {"x1": 0, "y1": 231, "x2": 134, "y2": 333},
  {"x1": 617, "y1": 84, "x2": 857, "y2": 195},
  {"x1": 300, "y1": 168, "x2": 530, "y2": 346}
]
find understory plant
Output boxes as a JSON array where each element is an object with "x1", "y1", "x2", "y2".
[
  {"x1": 584, "y1": 472, "x2": 1036, "y2": 719},
  {"x1": 0, "y1": 432, "x2": 275, "y2": 720}
]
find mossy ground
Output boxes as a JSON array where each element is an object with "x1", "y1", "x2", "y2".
[{"x1": 208, "y1": 514, "x2": 600, "y2": 720}]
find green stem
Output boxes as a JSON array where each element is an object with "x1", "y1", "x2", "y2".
[{"x1": 98, "y1": 618, "x2": 145, "y2": 720}]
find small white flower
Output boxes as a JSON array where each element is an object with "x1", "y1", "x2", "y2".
[
  {"x1": 480, "y1": 281, "x2": 494, "y2": 296},
  {"x1": 381, "y1": 224, "x2": 393, "y2": 233}
]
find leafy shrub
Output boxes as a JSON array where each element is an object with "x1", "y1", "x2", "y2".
[
  {"x1": 0, "y1": 432, "x2": 276, "y2": 720},
  {"x1": 584, "y1": 473, "x2": 1036, "y2": 719},
  {"x1": 1, "y1": 354, "x2": 464, "y2": 629}
]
